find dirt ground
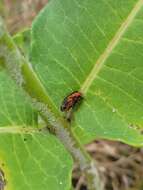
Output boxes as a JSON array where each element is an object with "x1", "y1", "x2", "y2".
[
  {"x1": 73, "y1": 140, "x2": 143, "y2": 190},
  {"x1": 1, "y1": 1, "x2": 143, "y2": 190}
]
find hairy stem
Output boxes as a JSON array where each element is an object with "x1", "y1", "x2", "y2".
[{"x1": 0, "y1": 18, "x2": 103, "y2": 190}]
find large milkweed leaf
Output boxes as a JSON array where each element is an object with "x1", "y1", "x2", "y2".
[
  {"x1": 0, "y1": 19, "x2": 73, "y2": 190},
  {"x1": 0, "y1": 21, "x2": 36, "y2": 127},
  {"x1": 0, "y1": 132, "x2": 73, "y2": 190},
  {"x1": 31, "y1": 0, "x2": 143, "y2": 146}
]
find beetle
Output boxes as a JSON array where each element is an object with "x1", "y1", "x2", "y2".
[
  {"x1": 60, "y1": 91, "x2": 83, "y2": 112},
  {"x1": 60, "y1": 91, "x2": 83, "y2": 121}
]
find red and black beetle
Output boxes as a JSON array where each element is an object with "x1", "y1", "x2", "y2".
[{"x1": 60, "y1": 91, "x2": 83, "y2": 121}]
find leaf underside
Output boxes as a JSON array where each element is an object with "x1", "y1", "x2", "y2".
[
  {"x1": 0, "y1": 70, "x2": 37, "y2": 127},
  {"x1": 31, "y1": 0, "x2": 143, "y2": 146},
  {"x1": 0, "y1": 132, "x2": 72, "y2": 190},
  {"x1": 0, "y1": 18, "x2": 73, "y2": 190},
  {"x1": 0, "y1": 72, "x2": 73, "y2": 190}
]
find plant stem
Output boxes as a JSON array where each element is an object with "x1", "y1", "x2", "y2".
[{"x1": 0, "y1": 18, "x2": 103, "y2": 190}]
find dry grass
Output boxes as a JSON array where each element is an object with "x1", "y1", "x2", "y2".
[{"x1": 73, "y1": 140, "x2": 143, "y2": 190}]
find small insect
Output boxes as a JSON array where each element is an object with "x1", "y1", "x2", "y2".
[{"x1": 60, "y1": 91, "x2": 83, "y2": 121}]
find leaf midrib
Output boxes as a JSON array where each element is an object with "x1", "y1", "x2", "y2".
[
  {"x1": 0, "y1": 126, "x2": 39, "y2": 134},
  {"x1": 80, "y1": 0, "x2": 143, "y2": 94}
]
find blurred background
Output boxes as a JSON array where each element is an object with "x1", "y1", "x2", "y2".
[
  {"x1": 0, "y1": 1, "x2": 143, "y2": 190},
  {"x1": 0, "y1": 0, "x2": 48, "y2": 34}
]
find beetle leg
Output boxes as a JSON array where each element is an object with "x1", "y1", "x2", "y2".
[{"x1": 65, "y1": 108, "x2": 73, "y2": 122}]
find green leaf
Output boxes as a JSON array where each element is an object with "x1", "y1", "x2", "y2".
[
  {"x1": 13, "y1": 28, "x2": 31, "y2": 59},
  {"x1": 0, "y1": 18, "x2": 73, "y2": 190},
  {"x1": 0, "y1": 132, "x2": 72, "y2": 190},
  {"x1": 0, "y1": 70, "x2": 37, "y2": 127},
  {"x1": 31, "y1": 0, "x2": 143, "y2": 146},
  {"x1": 0, "y1": 21, "x2": 37, "y2": 127}
]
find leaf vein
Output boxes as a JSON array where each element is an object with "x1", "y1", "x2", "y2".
[{"x1": 81, "y1": 0, "x2": 143, "y2": 93}]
